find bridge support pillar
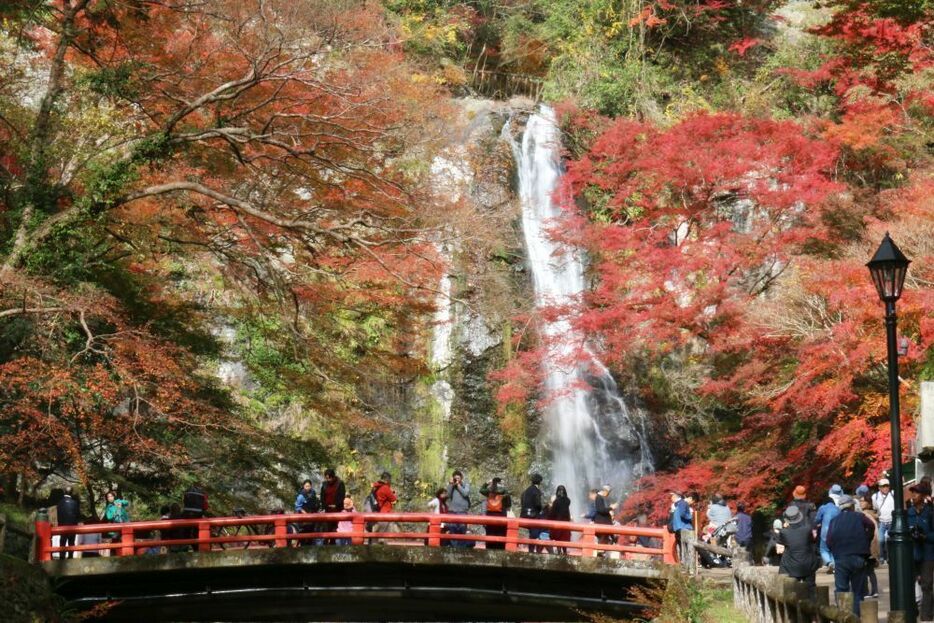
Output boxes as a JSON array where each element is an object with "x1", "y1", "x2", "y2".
[
  {"x1": 120, "y1": 526, "x2": 134, "y2": 557},
  {"x1": 582, "y1": 527, "x2": 595, "y2": 558},
  {"x1": 351, "y1": 514, "x2": 366, "y2": 545},
  {"x1": 505, "y1": 518, "x2": 519, "y2": 552},
  {"x1": 274, "y1": 517, "x2": 287, "y2": 548},
  {"x1": 35, "y1": 510, "x2": 51, "y2": 562},
  {"x1": 198, "y1": 521, "x2": 210, "y2": 553},
  {"x1": 662, "y1": 530, "x2": 676, "y2": 564},
  {"x1": 427, "y1": 516, "x2": 442, "y2": 548}
]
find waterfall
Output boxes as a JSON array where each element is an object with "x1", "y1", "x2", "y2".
[
  {"x1": 429, "y1": 253, "x2": 455, "y2": 422},
  {"x1": 508, "y1": 106, "x2": 652, "y2": 516}
]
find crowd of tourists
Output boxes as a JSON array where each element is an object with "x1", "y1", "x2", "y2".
[
  {"x1": 670, "y1": 477, "x2": 934, "y2": 622},
  {"x1": 49, "y1": 469, "x2": 655, "y2": 558},
  {"x1": 291, "y1": 470, "x2": 637, "y2": 553},
  {"x1": 51, "y1": 467, "x2": 934, "y2": 621}
]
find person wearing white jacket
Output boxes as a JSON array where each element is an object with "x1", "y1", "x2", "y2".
[{"x1": 871, "y1": 478, "x2": 894, "y2": 563}]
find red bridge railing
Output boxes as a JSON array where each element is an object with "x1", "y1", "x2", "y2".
[{"x1": 37, "y1": 512, "x2": 676, "y2": 563}]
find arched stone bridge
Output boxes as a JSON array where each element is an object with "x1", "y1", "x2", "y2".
[{"x1": 37, "y1": 512, "x2": 676, "y2": 621}]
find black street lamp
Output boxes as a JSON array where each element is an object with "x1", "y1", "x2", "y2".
[{"x1": 867, "y1": 232, "x2": 913, "y2": 622}]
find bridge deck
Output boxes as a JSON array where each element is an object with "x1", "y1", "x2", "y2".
[
  {"x1": 36, "y1": 513, "x2": 675, "y2": 621},
  {"x1": 45, "y1": 545, "x2": 664, "y2": 621}
]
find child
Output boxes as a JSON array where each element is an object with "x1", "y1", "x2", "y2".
[
  {"x1": 336, "y1": 496, "x2": 355, "y2": 545},
  {"x1": 428, "y1": 487, "x2": 448, "y2": 514}
]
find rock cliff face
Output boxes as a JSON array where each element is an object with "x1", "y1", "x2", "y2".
[
  {"x1": 200, "y1": 97, "x2": 542, "y2": 509},
  {"x1": 406, "y1": 98, "x2": 539, "y2": 504}
]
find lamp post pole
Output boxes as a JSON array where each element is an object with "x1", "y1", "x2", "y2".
[
  {"x1": 866, "y1": 232, "x2": 913, "y2": 621},
  {"x1": 884, "y1": 298, "x2": 915, "y2": 622}
]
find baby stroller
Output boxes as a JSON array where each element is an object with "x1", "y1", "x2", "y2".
[{"x1": 698, "y1": 518, "x2": 737, "y2": 569}]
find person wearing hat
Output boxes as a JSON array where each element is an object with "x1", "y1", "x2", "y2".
[
  {"x1": 520, "y1": 473, "x2": 545, "y2": 553},
  {"x1": 778, "y1": 505, "x2": 820, "y2": 596},
  {"x1": 815, "y1": 484, "x2": 844, "y2": 572},
  {"x1": 763, "y1": 517, "x2": 785, "y2": 566},
  {"x1": 872, "y1": 478, "x2": 894, "y2": 564},
  {"x1": 789, "y1": 485, "x2": 816, "y2": 528},
  {"x1": 908, "y1": 480, "x2": 934, "y2": 622},
  {"x1": 827, "y1": 494, "x2": 875, "y2": 616}
]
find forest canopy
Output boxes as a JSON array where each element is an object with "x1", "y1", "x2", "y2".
[
  {"x1": 0, "y1": 0, "x2": 451, "y2": 510},
  {"x1": 0, "y1": 0, "x2": 931, "y2": 519}
]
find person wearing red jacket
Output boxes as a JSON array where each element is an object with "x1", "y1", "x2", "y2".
[
  {"x1": 370, "y1": 472, "x2": 398, "y2": 539},
  {"x1": 373, "y1": 472, "x2": 397, "y2": 513}
]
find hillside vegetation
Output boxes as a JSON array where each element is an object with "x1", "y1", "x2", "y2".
[{"x1": 0, "y1": 0, "x2": 931, "y2": 518}]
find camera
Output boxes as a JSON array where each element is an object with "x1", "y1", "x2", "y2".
[{"x1": 910, "y1": 524, "x2": 926, "y2": 542}]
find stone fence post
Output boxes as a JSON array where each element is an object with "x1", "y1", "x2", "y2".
[{"x1": 732, "y1": 566, "x2": 871, "y2": 623}]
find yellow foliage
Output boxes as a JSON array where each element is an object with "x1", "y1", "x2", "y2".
[{"x1": 714, "y1": 57, "x2": 731, "y2": 77}]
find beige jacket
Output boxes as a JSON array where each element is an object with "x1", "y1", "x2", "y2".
[{"x1": 860, "y1": 507, "x2": 881, "y2": 559}]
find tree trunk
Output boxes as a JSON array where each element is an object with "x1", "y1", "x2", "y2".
[{"x1": 2, "y1": 0, "x2": 91, "y2": 273}]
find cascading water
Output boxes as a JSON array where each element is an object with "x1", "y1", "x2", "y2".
[
  {"x1": 427, "y1": 155, "x2": 470, "y2": 424},
  {"x1": 428, "y1": 252, "x2": 455, "y2": 422},
  {"x1": 508, "y1": 106, "x2": 652, "y2": 515}
]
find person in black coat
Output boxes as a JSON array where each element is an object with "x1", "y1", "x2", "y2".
[
  {"x1": 779, "y1": 505, "x2": 820, "y2": 597},
  {"x1": 56, "y1": 486, "x2": 80, "y2": 559},
  {"x1": 320, "y1": 469, "x2": 347, "y2": 545},
  {"x1": 594, "y1": 485, "x2": 616, "y2": 555},
  {"x1": 548, "y1": 485, "x2": 572, "y2": 553},
  {"x1": 520, "y1": 474, "x2": 544, "y2": 552}
]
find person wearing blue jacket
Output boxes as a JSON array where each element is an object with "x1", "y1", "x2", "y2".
[
  {"x1": 581, "y1": 489, "x2": 598, "y2": 521},
  {"x1": 733, "y1": 503, "x2": 753, "y2": 550},
  {"x1": 815, "y1": 484, "x2": 844, "y2": 571},
  {"x1": 908, "y1": 480, "x2": 934, "y2": 622},
  {"x1": 827, "y1": 495, "x2": 874, "y2": 616},
  {"x1": 294, "y1": 479, "x2": 320, "y2": 545},
  {"x1": 668, "y1": 491, "x2": 696, "y2": 572}
]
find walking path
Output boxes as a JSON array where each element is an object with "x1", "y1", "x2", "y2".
[{"x1": 701, "y1": 564, "x2": 892, "y2": 622}]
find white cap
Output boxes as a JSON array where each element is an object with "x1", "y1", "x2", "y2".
[{"x1": 878, "y1": 478, "x2": 890, "y2": 486}]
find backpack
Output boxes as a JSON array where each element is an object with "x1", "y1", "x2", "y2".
[
  {"x1": 488, "y1": 493, "x2": 504, "y2": 513},
  {"x1": 363, "y1": 487, "x2": 379, "y2": 512}
]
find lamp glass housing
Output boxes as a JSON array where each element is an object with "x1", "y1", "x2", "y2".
[{"x1": 866, "y1": 233, "x2": 910, "y2": 303}]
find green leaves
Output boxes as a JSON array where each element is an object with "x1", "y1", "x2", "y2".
[{"x1": 78, "y1": 62, "x2": 144, "y2": 100}]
